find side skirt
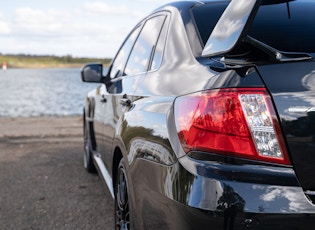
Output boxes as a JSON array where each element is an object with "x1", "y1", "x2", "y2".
[{"x1": 93, "y1": 152, "x2": 115, "y2": 198}]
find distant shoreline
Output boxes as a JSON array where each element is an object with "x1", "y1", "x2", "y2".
[
  {"x1": 3, "y1": 63, "x2": 87, "y2": 69},
  {"x1": 0, "y1": 54, "x2": 111, "y2": 69}
]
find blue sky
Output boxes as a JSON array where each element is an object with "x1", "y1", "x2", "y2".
[{"x1": 0, "y1": 0, "x2": 173, "y2": 58}]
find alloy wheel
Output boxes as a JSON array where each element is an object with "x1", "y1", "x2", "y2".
[
  {"x1": 83, "y1": 123, "x2": 96, "y2": 173},
  {"x1": 83, "y1": 125, "x2": 90, "y2": 169},
  {"x1": 115, "y1": 161, "x2": 130, "y2": 230}
]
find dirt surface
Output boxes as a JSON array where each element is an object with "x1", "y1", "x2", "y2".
[{"x1": 0, "y1": 116, "x2": 114, "y2": 229}]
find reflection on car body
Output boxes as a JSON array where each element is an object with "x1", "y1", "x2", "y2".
[{"x1": 81, "y1": 0, "x2": 315, "y2": 229}]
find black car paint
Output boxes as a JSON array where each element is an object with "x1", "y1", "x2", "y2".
[
  {"x1": 127, "y1": 65, "x2": 314, "y2": 228},
  {"x1": 258, "y1": 62, "x2": 315, "y2": 191},
  {"x1": 81, "y1": 0, "x2": 315, "y2": 229}
]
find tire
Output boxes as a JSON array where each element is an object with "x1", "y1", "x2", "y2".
[
  {"x1": 115, "y1": 159, "x2": 132, "y2": 230},
  {"x1": 83, "y1": 121, "x2": 96, "y2": 173}
]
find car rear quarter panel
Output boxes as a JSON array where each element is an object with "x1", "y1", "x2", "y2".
[
  {"x1": 121, "y1": 59, "x2": 273, "y2": 228},
  {"x1": 257, "y1": 61, "x2": 315, "y2": 195}
]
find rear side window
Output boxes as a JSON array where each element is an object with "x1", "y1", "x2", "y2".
[
  {"x1": 110, "y1": 25, "x2": 142, "y2": 79},
  {"x1": 192, "y1": 1, "x2": 315, "y2": 53},
  {"x1": 150, "y1": 15, "x2": 169, "y2": 71},
  {"x1": 124, "y1": 15, "x2": 166, "y2": 76}
]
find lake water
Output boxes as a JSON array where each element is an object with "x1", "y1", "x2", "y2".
[{"x1": 0, "y1": 68, "x2": 99, "y2": 117}]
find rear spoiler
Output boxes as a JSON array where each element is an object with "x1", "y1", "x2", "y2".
[{"x1": 202, "y1": 0, "x2": 262, "y2": 57}]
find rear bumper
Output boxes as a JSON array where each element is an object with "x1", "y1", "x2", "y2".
[
  {"x1": 174, "y1": 207, "x2": 315, "y2": 229},
  {"x1": 175, "y1": 154, "x2": 315, "y2": 229},
  {"x1": 130, "y1": 154, "x2": 315, "y2": 229}
]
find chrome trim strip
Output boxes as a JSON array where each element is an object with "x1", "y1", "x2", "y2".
[{"x1": 93, "y1": 154, "x2": 114, "y2": 198}]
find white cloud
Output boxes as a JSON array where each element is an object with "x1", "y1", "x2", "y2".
[
  {"x1": 3, "y1": 4, "x2": 124, "y2": 57},
  {"x1": 83, "y1": 2, "x2": 129, "y2": 15},
  {"x1": 82, "y1": 1, "x2": 152, "y2": 19},
  {"x1": 0, "y1": 14, "x2": 11, "y2": 35},
  {"x1": 12, "y1": 7, "x2": 69, "y2": 36},
  {"x1": 0, "y1": 0, "x2": 176, "y2": 57}
]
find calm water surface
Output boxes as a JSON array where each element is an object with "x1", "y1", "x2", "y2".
[{"x1": 0, "y1": 68, "x2": 98, "y2": 117}]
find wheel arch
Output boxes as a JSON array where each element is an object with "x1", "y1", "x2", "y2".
[
  {"x1": 83, "y1": 101, "x2": 97, "y2": 151},
  {"x1": 112, "y1": 147, "x2": 123, "y2": 190}
]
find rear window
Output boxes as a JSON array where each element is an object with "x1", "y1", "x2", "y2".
[{"x1": 192, "y1": 0, "x2": 315, "y2": 53}]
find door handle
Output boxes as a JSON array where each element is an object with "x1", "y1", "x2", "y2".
[{"x1": 120, "y1": 98, "x2": 131, "y2": 107}]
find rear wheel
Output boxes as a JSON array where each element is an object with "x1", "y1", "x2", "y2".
[
  {"x1": 83, "y1": 122, "x2": 96, "y2": 173},
  {"x1": 115, "y1": 159, "x2": 131, "y2": 230}
]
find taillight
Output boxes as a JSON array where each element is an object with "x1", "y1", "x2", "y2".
[{"x1": 174, "y1": 88, "x2": 290, "y2": 165}]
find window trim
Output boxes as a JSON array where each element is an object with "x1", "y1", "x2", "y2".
[
  {"x1": 148, "y1": 12, "x2": 170, "y2": 73},
  {"x1": 123, "y1": 12, "x2": 170, "y2": 77},
  {"x1": 108, "y1": 22, "x2": 144, "y2": 79}
]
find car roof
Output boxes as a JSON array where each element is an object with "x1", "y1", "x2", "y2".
[
  {"x1": 149, "y1": 0, "x2": 230, "y2": 57},
  {"x1": 153, "y1": 0, "x2": 229, "y2": 12},
  {"x1": 148, "y1": 0, "x2": 314, "y2": 59}
]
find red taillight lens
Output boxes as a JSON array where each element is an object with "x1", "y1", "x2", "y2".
[{"x1": 174, "y1": 88, "x2": 290, "y2": 165}]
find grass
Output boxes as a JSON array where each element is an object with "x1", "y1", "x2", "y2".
[{"x1": 0, "y1": 54, "x2": 111, "y2": 68}]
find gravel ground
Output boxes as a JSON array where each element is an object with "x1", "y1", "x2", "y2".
[{"x1": 0, "y1": 116, "x2": 114, "y2": 229}]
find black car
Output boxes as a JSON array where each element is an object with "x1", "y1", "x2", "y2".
[{"x1": 81, "y1": 0, "x2": 315, "y2": 229}]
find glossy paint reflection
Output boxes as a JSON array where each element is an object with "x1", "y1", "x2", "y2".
[
  {"x1": 202, "y1": 0, "x2": 259, "y2": 57},
  {"x1": 257, "y1": 61, "x2": 315, "y2": 192},
  {"x1": 128, "y1": 138, "x2": 174, "y2": 165},
  {"x1": 183, "y1": 167, "x2": 314, "y2": 213},
  {"x1": 121, "y1": 97, "x2": 177, "y2": 166}
]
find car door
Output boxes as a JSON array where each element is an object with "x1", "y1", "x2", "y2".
[
  {"x1": 99, "y1": 13, "x2": 168, "y2": 171},
  {"x1": 93, "y1": 24, "x2": 142, "y2": 160}
]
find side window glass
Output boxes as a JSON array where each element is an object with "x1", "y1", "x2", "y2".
[
  {"x1": 150, "y1": 15, "x2": 168, "y2": 71},
  {"x1": 124, "y1": 15, "x2": 166, "y2": 76},
  {"x1": 110, "y1": 25, "x2": 142, "y2": 79}
]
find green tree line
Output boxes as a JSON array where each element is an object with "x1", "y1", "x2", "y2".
[{"x1": 0, "y1": 54, "x2": 111, "y2": 68}]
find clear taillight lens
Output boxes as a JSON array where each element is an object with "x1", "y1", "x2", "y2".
[{"x1": 174, "y1": 88, "x2": 290, "y2": 165}]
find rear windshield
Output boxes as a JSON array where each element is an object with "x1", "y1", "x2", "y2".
[{"x1": 192, "y1": 0, "x2": 315, "y2": 53}]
